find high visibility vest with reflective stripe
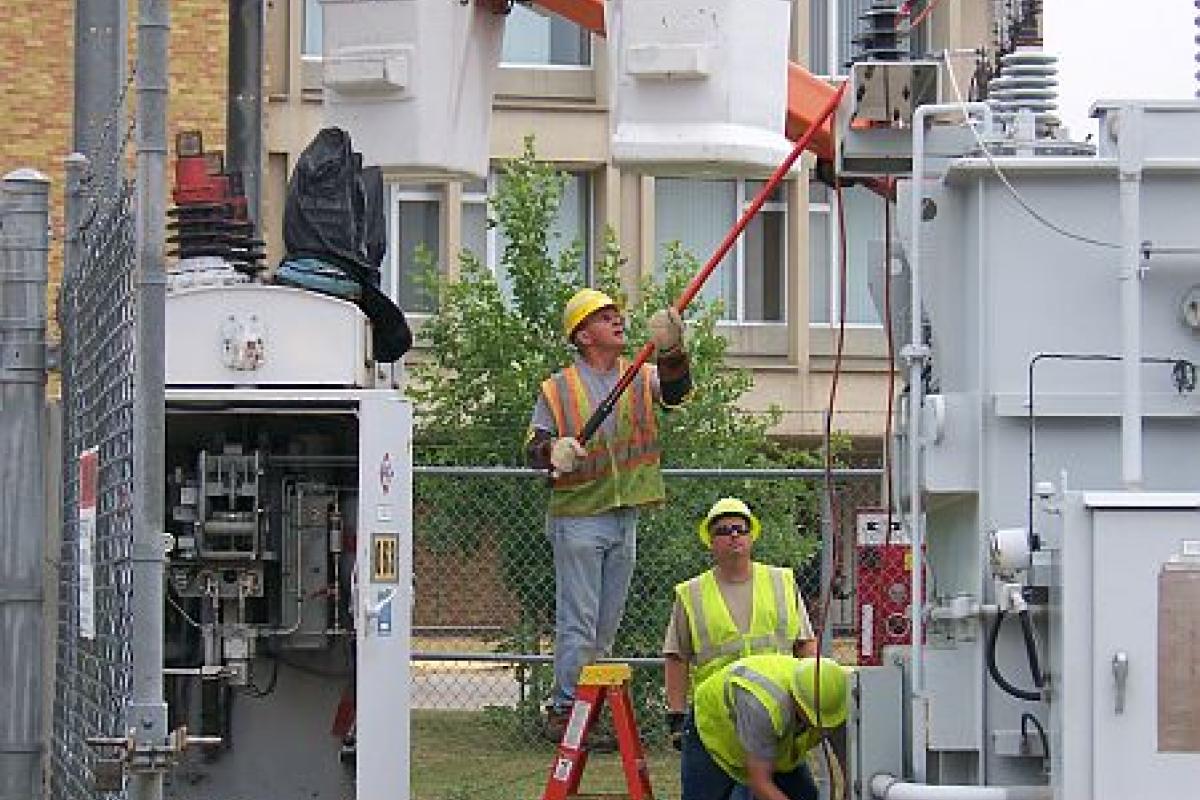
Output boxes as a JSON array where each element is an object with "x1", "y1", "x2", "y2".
[
  {"x1": 676, "y1": 564, "x2": 802, "y2": 687},
  {"x1": 540, "y1": 360, "x2": 665, "y2": 517},
  {"x1": 694, "y1": 654, "x2": 821, "y2": 784}
]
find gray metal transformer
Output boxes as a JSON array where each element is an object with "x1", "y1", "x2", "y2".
[
  {"x1": 159, "y1": 277, "x2": 413, "y2": 800},
  {"x1": 852, "y1": 99, "x2": 1200, "y2": 797}
]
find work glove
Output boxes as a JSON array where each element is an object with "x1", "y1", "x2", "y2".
[
  {"x1": 648, "y1": 307, "x2": 684, "y2": 358},
  {"x1": 667, "y1": 711, "x2": 687, "y2": 752},
  {"x1": 549, "y1": 437, "x2": 587, "y2": 475}
]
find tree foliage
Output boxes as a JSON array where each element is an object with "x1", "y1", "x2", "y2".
[{"x1": 408, "y1": 137, "x2": 832, "y2": 732}]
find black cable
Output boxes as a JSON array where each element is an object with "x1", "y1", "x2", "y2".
[
  {"x1": 1017, "y1": 608, "x2": 1045, "y2": 688},
  {"x1": 985, "y1": 610, "x2": 1041, "y2": 702},
  {"x1": 242, "y1": 655, "x2": 281, "y2": 698},
  {"x1": 1020, "y1": 711, "x2": 1050, "y2": 760},
  {"x1": 1027, "y1": 353, "x2": 1197, "y2": 552}
]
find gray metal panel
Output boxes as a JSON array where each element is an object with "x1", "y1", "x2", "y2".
[
  {"x1": 848, "y1": 665, "x2": 905, "y2": 799},
  {"x1": 0, "y1": 171, "x2": 50, "y2": 800},
  {"x1": 355, "y1": 394, "x2": 412, "y2": 800},
  {"x1": 924, "y1": 648, "x2": 981, "y2": 751},
  {"x1": 164, "y1": 286, "x2": 370, "y2": 387},
  {"x1": 1090, "y1": 504, "x2": 1200, "y2": 797},
  {"x1": 896, "y1": 103, "x2": 1200, "y2": 797},
  {"x1": 923, "y1": 394, "x2": 979, "y2": 494},
  {"x1": 1094, "y1": 101, "x2": 1200, "y2": 159},
  {"x1": 164, "y1": 659, "x2": 354, "y2": 800}
]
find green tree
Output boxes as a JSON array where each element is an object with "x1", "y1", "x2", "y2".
[{"x1": 408, "y1": 137, "x2": 830, "y2": 737}]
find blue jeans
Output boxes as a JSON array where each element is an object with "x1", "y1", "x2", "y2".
[
  {"x1": 680, "y1": 713, "x2": 818, "y2": 800},
  {"x1": 548, "y1": 508, "x2": 638, "y2": 710}
]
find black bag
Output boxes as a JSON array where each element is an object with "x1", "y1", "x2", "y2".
[{"x1": 283, "y1": 128, "x2": 411, "y2": 362}]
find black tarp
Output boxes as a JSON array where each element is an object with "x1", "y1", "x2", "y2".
[{"x1": 282, "y1": 127, "x2": 411, "y2": 362}]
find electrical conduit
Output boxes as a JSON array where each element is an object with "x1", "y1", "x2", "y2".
[
  {"x1": 870, "y1": 774, "x2": 1052, "y2": 800},
  {"x1": 906, "y1": 104, "x2": 992, "y2": 779},
  {"x1": 1116, "y1": 105, "x2": 1145, "y2": 489}
]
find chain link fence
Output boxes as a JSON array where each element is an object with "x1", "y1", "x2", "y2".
[
  {"x1": 406, "y1": 464, "x2": 885, "y2": 798},
  {"x1": 51, "y1": 99, "x2": 139, "y2": 800}
]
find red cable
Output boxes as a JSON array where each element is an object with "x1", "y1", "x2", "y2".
[
  {"x1": 815, "y1": 179, "x2": 850, "y2": 648},
  {"x1": 577, "y1": 81, "x2": 851, "y2": 444},
  {"x1": 813, "y1": 174, "x2": 851, "y2": 797},
  {"x1": 909, "y1": 0, "x2": 949, "y2": 31},
  {"x1": 884, "y1": 194, "x2": 896, "y2": 547}
]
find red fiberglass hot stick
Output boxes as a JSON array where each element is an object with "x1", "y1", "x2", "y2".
[{"x1": 575, "y1": 80, "x2": 850, "y2": 445}]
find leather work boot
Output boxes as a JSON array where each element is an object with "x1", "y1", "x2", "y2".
[{"x1": 542, "y1": 705, "x2": 571, "y2": 744}]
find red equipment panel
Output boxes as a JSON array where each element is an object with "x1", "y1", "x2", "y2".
[{"x1": 855, "y1": 509, "x2": 922, "y2": 666}]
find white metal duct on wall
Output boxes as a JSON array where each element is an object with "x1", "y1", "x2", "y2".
[
  {"x1": 607, "y1": 0, "x2": 795, "y2": 175},
  {"x1": 321, "y1": 0, "x2": 504, "y2": 179}
]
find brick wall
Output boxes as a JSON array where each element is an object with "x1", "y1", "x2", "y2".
[{"x1": 0, "y1": 1, "x2": 229, "y2": 339}]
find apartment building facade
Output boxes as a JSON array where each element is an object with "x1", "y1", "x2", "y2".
[
  {"x1": 264, "y1": 0, "x2": 992, "y2": 440},
  {"x1": 4, "y1": 0, "x2": 995, "y2": 440}
]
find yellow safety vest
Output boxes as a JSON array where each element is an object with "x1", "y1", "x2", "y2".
[
  {"x1": 694, "y1": 654, "x2": 822, "y2": 784},
  {"x1": 676, "y1": 564, "x2": 802, "y2": 687},
  {"x1": 540, "y1": 360, "x2": 665, "y2": 517}
]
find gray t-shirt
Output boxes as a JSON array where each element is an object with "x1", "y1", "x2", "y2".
[
  {"x1": 732, "y1": 685, "x2": 799, "y2": 761},
  {"x1": 531, "y1": 358, "x2": 660, "y2": 439}
]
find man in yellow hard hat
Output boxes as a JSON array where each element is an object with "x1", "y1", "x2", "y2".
[
  {"x1": 663, "y1": 498, "x2": 817, "y2": 756},
  {"x1": 527, "y1": 287, "x2": 692, "y2": 740},
  {"x1": 681, "y1": 654, "x2": 850, "y2": 800}
]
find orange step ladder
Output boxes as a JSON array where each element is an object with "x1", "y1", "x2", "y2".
[{"x1": 540, "y1": 663, "x2": 655, "y2": 800}]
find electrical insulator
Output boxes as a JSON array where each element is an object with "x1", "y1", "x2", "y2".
[
  {"x1": 852, "y1": 1, "x2": 907, "y2": 65},
  {"x1": 167, "y1": 130, "x2": 265, "y2": 276}
]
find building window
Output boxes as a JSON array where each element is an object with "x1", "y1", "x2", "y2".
[
  {"x1": 387, "y1": 184, "x2": 444, "y2": 314},
  {"x1": 808, "y1": 184, "x2": 884, "y2": 325},
  {"x1": 302, "y1": 0, "x2": 322, "y2": 57},
  {"x1": 462, "y1": 169, "x2": 592, "y2": 299},
  {"x1": 654, "y1": 178, "x2": 786, "y2": 323},
  {"x1": 501, "y1": 5, "x2": 591, "y2": 66}
]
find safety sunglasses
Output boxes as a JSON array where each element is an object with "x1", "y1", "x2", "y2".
[{"x1": 711, "y1": 523, "x2": 750, "y2": 538}]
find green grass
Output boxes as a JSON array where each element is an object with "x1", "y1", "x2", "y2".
[{"x1": 412, "y1": 710, "x2": 683, "y2": 800}]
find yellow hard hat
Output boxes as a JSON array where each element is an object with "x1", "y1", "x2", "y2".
[
  {"x1": 792, "y1": 657, "x2": 851, "y2": 730},
  {"x1": 562, "y1": 288, "x2": 618, "y2": 340},
  {"x1": 697, "y1": 497, "x2": 762, "y2": 548}
]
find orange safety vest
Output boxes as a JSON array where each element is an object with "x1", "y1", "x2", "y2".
[{"x1": 540, "y1": 360, "x2": 665, "y2": 517}]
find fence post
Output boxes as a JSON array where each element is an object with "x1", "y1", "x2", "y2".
[
  {"x1": 74, "y1": 0, "x2": 127, "y2": 190},
  {"x1": 128, "y1": 1, "x2": 170, "y2": 799},
  {"x1": 0, "y1": 168, "x2": 51, "y2": 800},
  {"x1": 228, "y1": 0, "x2": 264, "y2": 225}
]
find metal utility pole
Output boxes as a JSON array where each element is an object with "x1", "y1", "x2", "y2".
[
  {"x1": 228, "y1": 0, "x2": 264, "y2": 226},
  {"x1": 0, "y1": 169, "x2": 51, "y2": 800},
  {"x1": 74, "y1": 0, "x2": 128, "y2": 189},
  {"x1": 129, "y1": 1, "x2": 169, "y2": 799}
]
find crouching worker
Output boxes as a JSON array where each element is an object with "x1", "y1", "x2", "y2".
[{"x1": 680, "y1": 654, "x2": 850, "y2": 800}]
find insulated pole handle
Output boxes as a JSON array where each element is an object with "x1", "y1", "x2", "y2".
[{"x1": 576, "y1": 81, "x2": 850, "y2": 445}]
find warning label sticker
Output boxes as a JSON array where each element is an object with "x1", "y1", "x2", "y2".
[
  {"x1": 563, "y1": 701, "x2": 591, "y2": 749},
  {"x1": 372, "y1": 533, "x2": 399, "y2": 583}
]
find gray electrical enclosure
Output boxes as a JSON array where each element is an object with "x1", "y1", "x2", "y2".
[
  {"x1": 849, "y1": 666, "x2": 905, "y2": 799},
  {"x1": 877, "y1": 101, "x2": 1200, "y2": 796}
]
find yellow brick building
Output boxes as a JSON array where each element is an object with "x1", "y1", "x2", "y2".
[{"x1": 0, "y1": 0, "x2": 229, "y2": 310}]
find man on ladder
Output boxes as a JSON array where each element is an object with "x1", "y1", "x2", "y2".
[{"x1": 526, "y1": 288, "x2": 692, "y2": 741}]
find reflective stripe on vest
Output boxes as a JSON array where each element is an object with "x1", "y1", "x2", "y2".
[
  {"x1": 693, "y1": 654, "x2": 813, "y2": 784},
  {"x1": 539, "y1": 361, "x2": 665, "y2": 516},
  {"x1": 678, "y1": 564, "x2": 801, "y2": 687}
]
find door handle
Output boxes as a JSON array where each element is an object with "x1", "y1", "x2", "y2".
[{"x1": 1112, "y1": 651, "x2": 1129, "y2": 714}]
